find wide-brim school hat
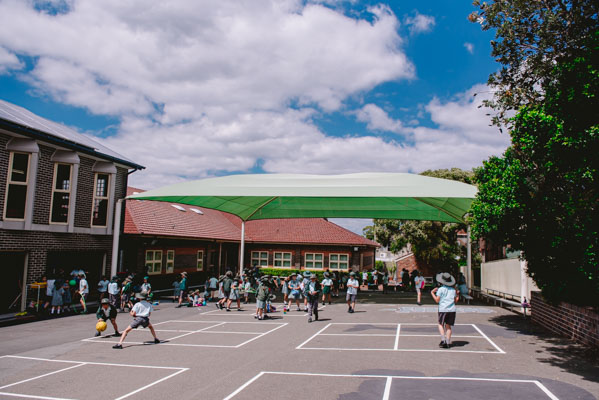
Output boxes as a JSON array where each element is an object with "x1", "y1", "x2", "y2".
[
  {"x1": 303, "y1": 271, "x2": 311, "y2": 277},
  {"x1": 323, "y1": 271, "x2": 330, "y2": 278},
  {"x1": 349, "y1": 272, "x2": 356, "y2": 276},
  {"x1": 436, "y1": 272, "x2": 456, "y2": 286},
  {"x1": 101, "y1": 298, "x2": 110, "y2": 304},
  {"x1": 181, "y1": 272, "x2": 187, "y2": 276}
]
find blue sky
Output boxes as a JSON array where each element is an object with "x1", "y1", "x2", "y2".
[{"x1": 0, "y1": 0, "x2": 508, "y2": 234}]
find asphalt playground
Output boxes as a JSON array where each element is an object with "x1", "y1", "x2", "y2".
[{"x1": 0, "y1": 297, "x2": 597, "y2": 400}]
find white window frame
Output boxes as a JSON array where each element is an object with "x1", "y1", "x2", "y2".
[
  {"x1": 91, "y1": 173, "x2": 110, "y2": 227},
  {"x1": 197, "y1": 250, "x2": 204, "y2": 271},
  {"x1": 146, "y1": 250, "x2": 163, "y2": 275},
  {"x1": 3, "y1": 151, "x2": 30, "y2": 221},
  {"x1": 329, "y1": 253, "x2": 350, "y2": 270},
  {"x1": 251, "y1": 251, "x2": 269, "y2": 267},
  {"x1": 274, "y1": 252, "x2": 292, "y2": 268},
  {"x1": 166, "y1": 250, "x2": 175, "y2": 273},
  {"x1": 304, "y1": 253, "x2": 324, "y2": 269},
  {"x1": 49, "y1": 163, "x2": 72, "y2": 225}
]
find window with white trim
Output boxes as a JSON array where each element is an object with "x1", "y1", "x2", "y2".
[
  {"x1": 251, "y1": 251, "x2": 268, "y2": 267},
  {"x1": 305, "y1": 253, "x2": 324, "y2": 269},
  {"x1": 166, "y1": 250, "x2": 175, "y2": 273},
  {"x1": 4, "y1": 152, "x2": 30, "y2": 220},
  {"x1": 274, "y1": 252, "x2": 292, "y2": 268},
  {"x1": 329, "y1": 253, "x2": 349, "y2": 270},
  {"x1": 146, "y1": 250, "x2": 163, "y2": 274},
  {"x1": 197, "y1": 250, "x2": 204, "y2": 271},
  {"x1": 50, "y1": 163, "x2": 72, "y2": 224},
  {"x1": 91, "y1": 173, "x2": 110, "y2": 227}
]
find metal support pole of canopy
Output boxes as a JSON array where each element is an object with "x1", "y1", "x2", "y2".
[
  {"x1": 467, "y1": 225, "x2": 472, "y2": 288},
  {"x1": 239, "y1": 221, "x2": 245, "y2": 276}
]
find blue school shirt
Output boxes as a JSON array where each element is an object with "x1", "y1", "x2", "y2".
[{"x1": 437, "y1": 286, "x2": 457, "y2": 312}]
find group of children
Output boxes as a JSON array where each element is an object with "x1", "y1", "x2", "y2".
[{"x1": 92, "y1": 269, "x2": 462, "y2": 351}]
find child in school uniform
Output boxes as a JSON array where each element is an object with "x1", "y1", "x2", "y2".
[
  {"x1": 431, "y1": 272, "x2": 460, "y2": 349},
  {"x1": 112, "y1": 292, "x2": 160, "y2": 349}
]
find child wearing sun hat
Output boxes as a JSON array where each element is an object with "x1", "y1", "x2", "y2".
[{"x1": 431, "y1": 272, "x2": 460, "y2": 349}]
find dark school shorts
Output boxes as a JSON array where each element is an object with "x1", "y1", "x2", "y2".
[
  {"x1": 438, "y1": 312, "x2": 456, "y2": 326},
  {"x1": 130, "y1": 316, "x2": 150, "y2": 329}
]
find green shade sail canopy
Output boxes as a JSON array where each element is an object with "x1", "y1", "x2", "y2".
[{"x1": 128, "y1": 172, "x2": 477, "y2": 223}]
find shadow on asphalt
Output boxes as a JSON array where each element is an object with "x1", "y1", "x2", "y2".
[{"x1": 490, "y1": 314, "x2": 599, "y2": 384}]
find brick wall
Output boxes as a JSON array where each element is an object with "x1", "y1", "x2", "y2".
[
  {"x1": 0, "y1": 230, "x2": 112, "y2": 283},
  {"x1": 247, "y1": 244, "x2": 374, "y2": 270},
  {"x1": 74, "y1": 156, "x2": 95, "y2": 228},
  {"x1": 0, "y1": 133, "x2": 8, "y2": 219},
  {"x1": 396, "y1": 253, "x2": 434, "y2": 276},
  {"x1": 32, "y1": 144, "x2": 53, "y2": 225},
  {"x1": 531, "y1": 291, "x2": 599, "y2": 349}
]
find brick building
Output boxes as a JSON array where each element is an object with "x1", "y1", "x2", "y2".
[
  {"x1": 0, "y1": 100, "x2": 143, "y2": 312},
  {"x1": 122, "y1": 188, "x2": 378, "y2": 288}
]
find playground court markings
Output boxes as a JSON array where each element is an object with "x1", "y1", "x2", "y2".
[
  {"x1": 199, "y1": 305, "x2": 326, "y2": 318},
  {"x1": 82, "y1": 320, "x2": 287, "y2": 348},
  {"x1": 296, "y1": 323, "x2": 505, "y2": 354},
  {"x1": 223, "y1": 371, "x2": 559, "y2": 400},
  {"x1": 0, "y1": 355, "x2": 188, "y2": 400}
]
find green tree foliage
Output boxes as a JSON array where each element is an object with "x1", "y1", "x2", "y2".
[
  {"x1": 469, "y1": 0, "x2": 598, "y2": 126},
  {"x1": 364, "y1": 169, "x2": 479, "y2": 275},
  {"x1": 471, "y1": 30, "x2": 599, "y2": 306}
]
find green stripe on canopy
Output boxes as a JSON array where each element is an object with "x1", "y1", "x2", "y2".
[{"x1": 128, "y1": 173, "x2": 476, "y2": 223}]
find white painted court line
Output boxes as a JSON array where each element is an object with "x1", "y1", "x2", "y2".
[
  {"x1": 0, "y1": 392, "x2": 76, "y2": 400},
  {"x1": 472, "y1": 324, "x2": 506, "y2": 354},
  {"x1": 223, "y1": 372, "x2": 266, "y2": 400},
  {"x1": 81, "y1": 320, "x2": 287, "y2": 348},
  {"x1": 382, "y1": 376, "x2": 393, "y2": 400},
  {"x1": 224, "y1": 371, "x2": 560, "y2": 400},
  {"x1": 234, "y1": 323, "x2": 288, "y2": 348},
  {"x1": 0, "y1": 363, "x2": 85, "y2": 390},
  {"x1": 295, "y1": 323, "x2": 332, "y2": 349},
  {"x1": 393, "y1": 324, "x2": 401, "y2": 350},
  {"x1": 297, "y1": 323, "x2": 505, "y2": 354},
  {"x1": 0, "y1": 355, "x2": 189, "y2": 400}
]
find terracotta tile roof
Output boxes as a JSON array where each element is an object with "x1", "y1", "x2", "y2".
[{"x1": 124, "y1": 187, "x2": 377, "y2": 247}]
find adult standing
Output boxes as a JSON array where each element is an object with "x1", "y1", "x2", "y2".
[
  {"x1": 77, "y1": 273, "x2": 89, "y2": 314},
  {"x1": 431, "y1": 272, "x2": 460, "y2": 349},
  {"x1": 346, "y1": 272, "x2": 359, "y2": 313}
]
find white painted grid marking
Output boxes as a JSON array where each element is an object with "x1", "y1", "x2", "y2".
[
  {"x1": 224, "y1": 371, "x2": 559, "y2": 400},
  {"x1": 296, "y1": 323, "x2": 505, "y2": 354},
  {"x1": 82, "y1": 320, "x2": 287, "y2": 348},
  {"x1": 0, "y1": 355, "x2": 188, "y2": 400}
]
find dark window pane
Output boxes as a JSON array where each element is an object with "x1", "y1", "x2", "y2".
[
  {"x1": 92, "y1": 198, "x2": 108, "y2": 226},
  {"x1": 55, "y1": 164, "x2": 71, "y2": 190},
  {"x1": 95, "y1": 174, "x2": 109, "y2": 197},
  {"x1": 5, "y1": 184, "x2": 27, "y2": 219},
  {"x1": 11, "y1": 153, "x2": 29, "y2": 183},
  {"x1": 50, "y1": 192, "x2": 69, "y2": 223}
]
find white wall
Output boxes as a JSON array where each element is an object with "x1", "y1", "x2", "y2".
[{"x1": 481, "y1": 258, "x2": 539, "y2": 299}]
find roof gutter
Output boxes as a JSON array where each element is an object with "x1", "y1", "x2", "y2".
[{"x1": 0, "y1": 118, "x2": 145, "y2": 171}]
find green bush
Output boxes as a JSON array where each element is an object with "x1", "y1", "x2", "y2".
[{"x1": 258, "y1": 268, "x2": 330, "y2": 281}]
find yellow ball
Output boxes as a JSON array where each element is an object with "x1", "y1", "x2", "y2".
[{"x1": 96, "y1": 320, "x2": 107, "y2": 332}]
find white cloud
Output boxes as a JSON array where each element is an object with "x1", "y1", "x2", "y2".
[
  {"x1": 464, "y1": 42, "x2": 474, "y2": 54},
  {"x1": 405, "y1": 12, "x2": 435, "y2": 35},
  {"x1": 0, "y1": 1, "x2": 509, "y2": 190},
  {"x1": 0, "y1": 46, "x2": 23, "y2": 73},
  {"x1": 355, "y1": 104, "x2": 406, "y2": 135}
]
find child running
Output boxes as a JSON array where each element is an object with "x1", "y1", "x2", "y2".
[
  {"x1": 112, "y1": 292, "x2": 159, "y2": 349},
  {"x1": 431, "y1": 272, "x2": 460, "y2": 349}
]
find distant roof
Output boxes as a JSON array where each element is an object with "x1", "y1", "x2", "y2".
[
  {"x1": 125, "y1": 187, "x2": 378, "y2": 247},
  {"x1": 0, "y1": 99, "x2": 143, "y2": 169}
]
